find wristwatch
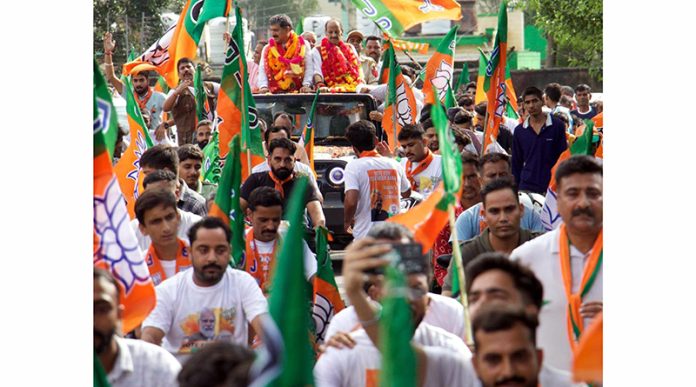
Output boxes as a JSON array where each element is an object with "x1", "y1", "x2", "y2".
[{"x1": 163, "y1": 122, "x2": 170, "y2": 129}]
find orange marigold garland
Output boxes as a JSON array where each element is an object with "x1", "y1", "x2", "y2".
[
  {"x1": 319, "y1": 37, "x2": 361, "y2": 93},
  {"x1": 266, "y1": 31, "x2": 307, "y2": 93}
]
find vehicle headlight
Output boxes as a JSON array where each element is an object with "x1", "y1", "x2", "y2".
[{"x1": 327, "y1": 167, "x2": 345, "y2": 185}]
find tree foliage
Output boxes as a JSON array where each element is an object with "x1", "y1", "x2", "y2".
[
  {"x1": 524, "y1": 0, "x2": 603, "y2": 79},
  {"x1": 237, "y1": 0, "x2": 319, "y2": 40}
]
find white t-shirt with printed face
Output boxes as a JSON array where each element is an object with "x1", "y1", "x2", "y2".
[
  {"x1": 399, "y1": 154, "x2": 442, "y2": 199},
  {"x1": 344, "y1": 155, "x2": 410, "y2": 239},
  {"x1": 142, "y1": 267, "x2": 267, "y2": 362},
  {"x1": 314, "y1": 322, "x2": 471, "y2": 387}
]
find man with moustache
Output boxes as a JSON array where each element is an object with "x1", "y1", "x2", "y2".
[
  {"x1": 397, "y1": 123, "x2": 442, "y2": 199},
  {"x1": 511, "y1": 155, "x2": 603, "y2": 372},
  {"x1": 141, "y1": 217, "x2": 268, "y2": 361},
  {"x1": 240, "y1": 138, "x2": 325, "y2": 228},
  {"x1": 94, "y1": 268, "x2": 180, "y2": 386},
  {"x1": 364, "y1": 36, "x2": 382, "y2": 71},
  {"x1": 311, "y1": 19, "x2": 364, "y2": 93},
  {"x1": 242, "y1": 187, "x2": 317, "y2": 294}
]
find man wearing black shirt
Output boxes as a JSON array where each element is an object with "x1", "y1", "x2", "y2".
[{"x1": 240, "y1": 138, "x2": 325, "y2": 228}]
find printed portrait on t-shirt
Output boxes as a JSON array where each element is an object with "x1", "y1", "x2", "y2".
[
  {"x1": 367, "y1": 169, "x2": 400, "y2": 221},
  {"x1": 179, "y1": 306, "x2": 237, "y2": 353},
  {"x1": 418, "y1": 175, "x2": 440, "y2": 198}
]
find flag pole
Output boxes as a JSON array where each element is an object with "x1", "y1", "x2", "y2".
[{"x1": 448, "y1": 203, "x2": 472, "y2": 347}]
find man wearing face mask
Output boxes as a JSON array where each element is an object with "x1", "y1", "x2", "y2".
[
  {"x1": 94, "y1": 268, "x2": 180, "y2": 386},
  {"x1": 240, "y1": 138, "x2": 325, "y2": 228},
  {"x1": 311, "y1": 19, "x2": 364, "y2": 93}
]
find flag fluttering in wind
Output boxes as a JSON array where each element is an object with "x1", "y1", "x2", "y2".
[
  {"x1": 201, "y1": 130, "x2": 222, "y2": 184},
  {"x1": 481, "y1": 2, "x2": 509, "y2": 154},
  {"x1": 474, "y1": 49, "x2": 489, "y2": 105},
  {"x1": 249, "y1": 176, "x2": 315, "y2": 387},
  {"x1": 298, "y1": 90, "x2": 319, "y2": 176},
  {"x1": 541, "y1": 120, "x2": 595, "y2": 231},
  {"x1": 382, "y1": 41, "x2": 418, "y2": 151},
  {"x1": 422, "y1": 25, "x2": 458, "y2": 105},
  {"x1": 444, "y1": 83, "x2": 457, "y2": 110},
  {"x1": 122, "y1": 0, "x2": 231, "y2": 88},
  {"x1": 312, "y1": 226, "x2": 345, "y2": 345},
  {"x1": 94, "y1": 60, "x2": 120, "y2": 161},
  {"x1": 208, "y1": 135, "x2": 246, "y2": 267},
  {"x1": 573, "y1": 312, "x2": 603, "y2": 384},
  {"x1": 351, "y1": 0, "x2": 462, "y2": 37},
  {"x1": 454, "y1": 62, "x2": 470, "y2": 94},
  {"x1": 194, "y1": 63, "x2": 210, "y2": 121},
  {"x1": 379, "y1": 266, "x2": 417, "y2": 387},
  {"x1": 216, "y1": 6, "x2": 264, "y2": 180},
  {"x1": 113, "y1": 76, "x2": 154, "y2": 219},
  {"x1": 388, "y1": 36, "x2": 429, "y2": 54},
  {"x1": 94, "y1": 62, "x2": 155, "y2": 334}
]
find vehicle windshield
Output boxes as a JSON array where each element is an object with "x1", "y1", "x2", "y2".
[{"x1": 255, "y1": 99, "x2": 369, "y2": 143}]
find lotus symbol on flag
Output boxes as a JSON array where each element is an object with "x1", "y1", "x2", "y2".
[
  {"x1": 419, "y1": 0, "x2": 444, "y2": 14},
  {"x1": 396, "y1": 81, "x2": 414, "y2": 126},
  {"x1": 312, "y1": 293, "x2": 335, "y2": 343},
  {"x1": 431, "y1": 61, "x2": 453, "y2": 100},
  {"x1": 143, "y1": 24, "x2": 175, "y2": 66},
  {"x1": 94, "y1": 178, "x2": 150, "y2": 294}
]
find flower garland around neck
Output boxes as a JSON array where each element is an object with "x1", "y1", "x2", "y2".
[
  {"x1": 266, "y1": 32, "x2": 307, "y2": 93},
  {"x1": 319, "y1": 37, "x2": 360, "y2": 93}
]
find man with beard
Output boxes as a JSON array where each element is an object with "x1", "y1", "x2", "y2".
[
  {"x1": 311, "y1": 19, "x2": 364, "y2": 93},
  {"x1": 257, "y1": 14, "x2": 314, "y2": 94},
  {"x1": 364, "y1": 36, "x2": 382, "y2": 71},
  {"x1": 94, "y1": 268, "x2": 180, "y2": 385},
  {"x1": 163, "y1": 58, "x2": 219, "y2": 145},
  {"x1": 194, "y1": 120, "x2": 213, "y2": 149},
  {"x1": 270, "y1": 113, "x2": 312, "y2": 166},
  {"x1": 142, "y1": 217, "x2": 268, "y2": 361},
  {"x1": 511, "y1": 155, "x2": 603, "y2": 372},
  {"x1": 397, "y1": 123, "x2": 442, "y2": 199},
  {"x1": 240, "y1": 138, "x2": 325, "y2": 227},
  {"x1": 102, "y1": 33, "x2": 167, "y2": 132},
  {"x1": 242, "y1": 187, "x2": 316, "y2": 294}
]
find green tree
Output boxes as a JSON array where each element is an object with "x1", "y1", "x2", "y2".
[
  {"x1": 237, "y1": 0, "x2": 318, "y2": 40},
  {"x1": 522, "y1": 0, "x2": 603, "y2": 80}
]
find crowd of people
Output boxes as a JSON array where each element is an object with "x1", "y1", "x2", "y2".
[{"x1": 96, "y1": 11, "x2": 604, "y2": 387}]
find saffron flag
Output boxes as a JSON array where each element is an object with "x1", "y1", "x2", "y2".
[
  {"x1": 379, "y1": 266, "x2": 417, "y2": 387},
  {"x1": 154, "y1": 74, "x2": 170, "y2": 94},
  {"x1": 201, "y1": 130, "x2": 222, "y2": 184},
  {"x1": 351, "y1": 0, "x2": 462, "y2": 37},
  {"x1": 504, "y1": 61, "x2": 518, "y2": 114},
  {"x1": 573, "y1": 312, "x2": 603, "y2": 384},
  {"x1": 378, "y1": 45, "x2": 390, "y2": 84},
  {"x1": 94, "y1": 65, "x2": 155, "y2": 334},
  {"x1": 482, "y1": 2, "x2": 509, "y2": 154},
  {"x1": 422, "y1": 25, "x2": 458, "y2": 105},
  {"x1": 454, "y1": 62, "x2": 470, "y2": 94},
  {"x1": 298, "y1": 89, "x2": 319, "y2": 175},
  {"x1": 388, "y1": 36, "x2": 429, "y2": 54},
  {"x1": 208, "y1": 135, "x2": 245, "y2": 267},
  {"x1": 123, "y1": 0, "x2": 231, "y2": 88},
  {"x1": 474, "y1": 49, "x2": 489, "y2": 105},
  {"x1": 113, "y1": 76, "x2": 155, "y2": 219},
  {"x1": 252, "y1": 176, "x2": 315, "y2": 387},
  {"x1": 216, "y1": 6, "x2": 264, "y2": 180},
  {"x1": 94, "y1": 60, "x2": 120, "y2": 161},
  {"x1": 540, "y1": 120, "x2": 595, "y2": 231},
  {"x1": 382, "y1": 42, "x2": 418, "y2": 151},
  {"x1": 312, "y1": 226, "x2": 345, "y2": 345}
]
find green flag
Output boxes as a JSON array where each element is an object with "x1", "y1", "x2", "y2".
[
  {"x1": 202, "y1": 131, "x2": 221, "y2": 184},
  {"x1": 94, "y1": 351, "x2": 111, "y2": 387},
  {"x1": 155, "y1": 74, "x2": 170, "y2": 93},
  {"x1": 194, "y1": 63, "x2": 208, "y2": 121},
  {"x1": 483, "y1": 1, "x2": 508, "y2": 93},
  {"x1": 432, "y1": 89, "x2": 462, "y2": 197},
  {"x1": 571, "y1": 120, "x2": 595, "y2": 155},
  {"x1": 122, "y1": 75, "x2": 154, "y2": 147},
  {"x1": 267, "y1": 175, "x2": 315, "y2": 386},
  {"x1": 296, "y1": 17, "x2": 304, "y2": 35},
  {"x1": 94, "y1": 59, "x2": 120, "y2": 161},
  {"x1": 444, "y1": 84, "x2": 457, "y2": 110},
  {"x1": 312, "y1": 226, "x2": 345, "y2": 344},
  {"x1": 379, "y1": 265, "x2": 417, "y2": 387},
  {"x1": 208, "y1": 135, "x2": 245, "y2": 267},
  {"x1": 455, "y1": 62, "x2": 470, "y2": 94}
]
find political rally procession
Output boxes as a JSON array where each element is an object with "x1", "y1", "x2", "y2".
[{"x1": 93, "y1": 0, "x2": 603, "y2": 385}]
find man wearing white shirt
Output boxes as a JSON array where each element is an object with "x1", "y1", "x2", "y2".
[
  {"x1": 142, "y1": 217, "x2": 268, "y2": 363},
  {"x1": 398, "y1": 123, "x2": 442, "y2": 199},
  {"x1": 511, "y1": 155, "x2": 603, "y2": 372},
  {"x1": 94, "y1": 268, "x2": 181, "y2": 386},
  {"x1": 257, "y1": 14, "x2": 314, "y2": 94}
]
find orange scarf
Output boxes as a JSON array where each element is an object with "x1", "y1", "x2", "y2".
[
  {"x1": 558, "y1": 223, "x2": 603, "y2": 351},
  {"x1": 359, "y1": 150, "x2": 380, "y2": 158},
  {"x1": 268, "y1": 170, "x2": 294, "y2": 198},
  {"x1": 135, "y1": 87, "x2": 154, "y2": 111},
  {"x1": 478, "y1": 206, "x2": 487, "y2": 232},
  {"x1": 145, "y1": 238, "x2": 191, "y2": 286},
  {"x1": 244, "y1": 231, "x2": 279, "y2": 293},
  {"x1": 405, "y1": 150, "x2": 434, "y2": 189}
]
